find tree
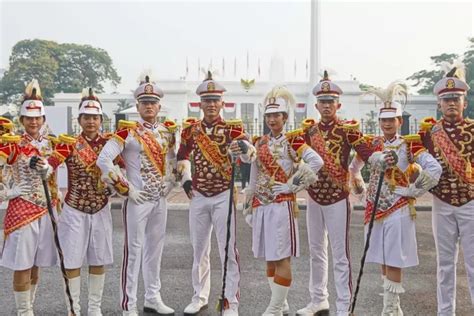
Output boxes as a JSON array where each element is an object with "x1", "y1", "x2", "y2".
[
  {"x1": 463, "y1": 38, "x2": 474, "y2": 118},
  {"x1": 116, "y1": 99, "x2": 131, "y2": 113},
  {"x1": 0, "y1": 40, "x2": 60, "y2": 104},
  {"x1": 55, "y1": 43, "x2": 121, "y2": 93},
  {"x1": 363, "y1": 110, "x2": 378, "y2": 135},
  {"x1": 407, "y1": 38, "x2": 474, "y2": 117},
  {"x1": 0, "y1": 39, "x2": 121, "y2": 104},
  {"x1": 407, "y1": 53, "x2": 458, "y2": 94},
  {"x1": 359, "y1": 83, "x2": 378, "y2": 92}
]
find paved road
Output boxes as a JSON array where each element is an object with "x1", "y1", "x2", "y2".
[{"x1": 1, "y1": 205, "x2": 473, "y2": 315}]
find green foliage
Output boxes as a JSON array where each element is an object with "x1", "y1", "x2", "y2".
[
  {"x1": 359, "y1": 83, "x2": 378, "y2": 92},
  {"x1": 407, "y1": 53, "x2": 458, "y2": 95},
  {"x1": 0, "y1": 39, "x2": 121, "y2": 105},
  {"x1": 363, "y1": 110, "x2": 378, "y2": 135},
  {"x1": 407, "y1": 38, "x2": 474, "y2": 118},
  {"x1": 116, "y1": 99, "x2": 131, "y2": 113}
]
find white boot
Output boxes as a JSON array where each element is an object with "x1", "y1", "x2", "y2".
[
  {"x1": 14, "y1": 290, "x2": 31, "y2": 316},
  {"x1": 262, "y1": 283, "x2": 290, "y2": 316},
  {"x1": 143, "y1": 292, "x2": 175, "y2": 315},
  {"x1": 88, "y1": 274, "x2": 105, "y2": 316},
  {"x1": 382, "y1": 279, "x2": 404, "y2": 316},
  {"x1": 29, "y1": 284, "x2": 37, "y2": 315},
  {"x1": 267, "y1": 277, "x2": 289, "y2": 315},
  {"x1": 65, "y1": 276, "x2": 81, "y2": 316}
]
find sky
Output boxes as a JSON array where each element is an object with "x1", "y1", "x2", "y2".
[{"x1": 1, "y1": 0, "x2": 473, "y2": 93}]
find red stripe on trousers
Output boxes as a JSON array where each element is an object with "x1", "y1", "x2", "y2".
[{"x1": 345, "y1": 198, "x2": 353, "y2": 297}]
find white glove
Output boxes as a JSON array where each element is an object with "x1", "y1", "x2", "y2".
[
  {"x1": 414, "y1": 171, "x2": 438, "y2": 191},
  {"x1": 30, "y1": 158, "x2": 53, "y2": 179},
  {"x1": 6, "y1": 181, "x2": 31, "y2": 200},
  {"x1": 368, "y1": 151, "x2": 394, "y2": 170},
  {"x1": 128, "y1": 185, "x2": 149, "y2": 204},
  {"x1": 101, "y1": 166, "x2": 129, "y2": 195},
  {"x1": 393, "y1": 184, "x2": 425, "y2": 198},
  {"x1": 287, "y1": 163, "x2": 318, "y2": 193},
  {"x1": 245, "y1": 214, "x2": 253, "y2": 227},
  {"x1": 272, "y1": 182, "x2": 293, "y2": 195}
]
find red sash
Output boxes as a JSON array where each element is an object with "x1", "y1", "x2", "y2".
[
  {"x1": 253, "y1": 136, "x2": 294, "y2": 207},
  {"x1": 75, "y1": 135, "x2": 98, "y2": 168},
  {"x1": 133, "y1": 128, "x2": 165, "y2": 176},
  {"x1": 365, "y1": 138, "x2": 414, "y2": 223},
  {"x1": 309, "y1": 127, "x2": 348, "y2": 188},
  {"x1": 257, "y1": 136, "x2": 288, "y2": 183},
  {"x1": 364, "y1": 198, "x2": 409, "y2": 224},
  {"x1": 195, "y1": 129, "x2": 232, "y2": 181},
  {"x1": 432, "y1": 122, "x2": 473, "y2": 184}
]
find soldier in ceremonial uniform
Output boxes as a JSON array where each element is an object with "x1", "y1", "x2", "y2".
[
  {"x1": 349, "y1": 82, "x2": 442, "y2": 315},
  {"x1": 97, "y1": 75, "x2": 177, "y2": 316},
  {"x1": 244, "y1": 86, "x2": 323, "y2": 315},
  {"x1": 296, "y1": 71, "x2": 374, "y2": 316},
  {"x1": 0, "y1": 80, "x2": 59, "y2": 315},
  {"x1": 47, "y1": 88, "x2": 119, "y2": 316},
  {"x1": 177, "y1": 71, "x2": 256, "y2": 316},
  {"x1": 418, "y1": 64, "x2": 474, "y2": 315}
]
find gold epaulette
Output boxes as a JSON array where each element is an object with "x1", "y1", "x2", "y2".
[
  {"x1": 364, "y1": 134, "x2": 375, "y2": 141},
  {"x1": 102, "y1": 132, "x2": 113, "y2": 140},
  {"x1": 163, "y1": 119, "x2": 178, "y2": 133},
  {"x1": 402, "y1": 134, "x2": 422, "y2": 143},
  {"x1": 420, "y1": 117, "x2": 437, "y2": 131},
  {"x1": 182, "y1": 117, "x2": 200, "y2": 129},
  {"x1": 47, "y1": 134, "x2": 60, "y2": 144},
  {"x1": 301, "y1": 118, "x2": 317, "y2": 129},
  {"x1": 118, "y1": 120, "x2": 137, "y2": 129},
  {"x1": 1, "y1": 133, "x2": 21, "y2": 143},
  {"x1": 58, "y1": 134, "x2": 76, "y2": 145},
  {"x1": 342, "y1": 119, "x2": 360, "y2": 130},
  {"x1": 285, "y1": 128, "x2": 304, "y2": 139},
  {"x1": 225, "y1": 119, "x2": 243, "y2": 127},
  {"x1": 252, "y1": 135, "x2": 261, "y2": 145}
]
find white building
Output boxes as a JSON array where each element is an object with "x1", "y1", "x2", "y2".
[{"x1": 51, "y1": 0, "x2": 437, "y2": 136}]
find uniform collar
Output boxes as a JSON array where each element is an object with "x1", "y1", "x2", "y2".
[
  {"x1": 269, "y1": 132, "x2": 284, "y2": 140},
  {"x1": 383, "y1": 134, "x2": 399, "y2": 143},
  {"x1": 23, "y1": 132, "x2": 43, "y2": 142},
  {"x1": 139, "y1": 118, "x2": 158, "y2": 130},
  {"x1": 319, "y1": 118, "x2": 337, "y2": 129},
  {"x1": 442, "y1": 117, "x2": 463, "y2": 128},
  {"x1": 81, "y1": 132, "x2": 100, "y2": 143},
  {"x1": 202, "y1": 116, "x2": 223, "y2": 128}
]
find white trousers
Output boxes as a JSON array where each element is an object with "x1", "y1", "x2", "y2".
[
  {"x1": 1, "y1": 210, "x2": 58, "y2": 271},
  {"x1": 432, "y1": 196, "x2": 474, "y2": 316},
  {"x1": 189, "y1": 190, "x2": 240, "y2": 306},
  {"x1": 252, "y1": 200, "x2": 299, "y2": 261},
  {"x1": 58, "y1": 203, "x2": 113, "y2": 269},
  {"x1": 120, "y1": 197, "x2": 168, "y2": 312},
  {"x1": 306, "y1": 198, "x2": 352, "y2": 313},
  {"x1": 365, "y1": 205, "x2": 418, "y2": 268}
]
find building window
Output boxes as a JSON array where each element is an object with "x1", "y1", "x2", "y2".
[{"x1": 241, "y1": 103, "x2": 255, "y2": 133}]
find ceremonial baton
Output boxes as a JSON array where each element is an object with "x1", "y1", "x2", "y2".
[
  {"x1": 218, "y1": 140, "x2": 246, "y2": 314},
  {"x1": 30, "y1": 156, "x2": 75, "y2": 316},
  {"x1": 350, "y1": 163, "x2": 387, "y2": 315}
]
